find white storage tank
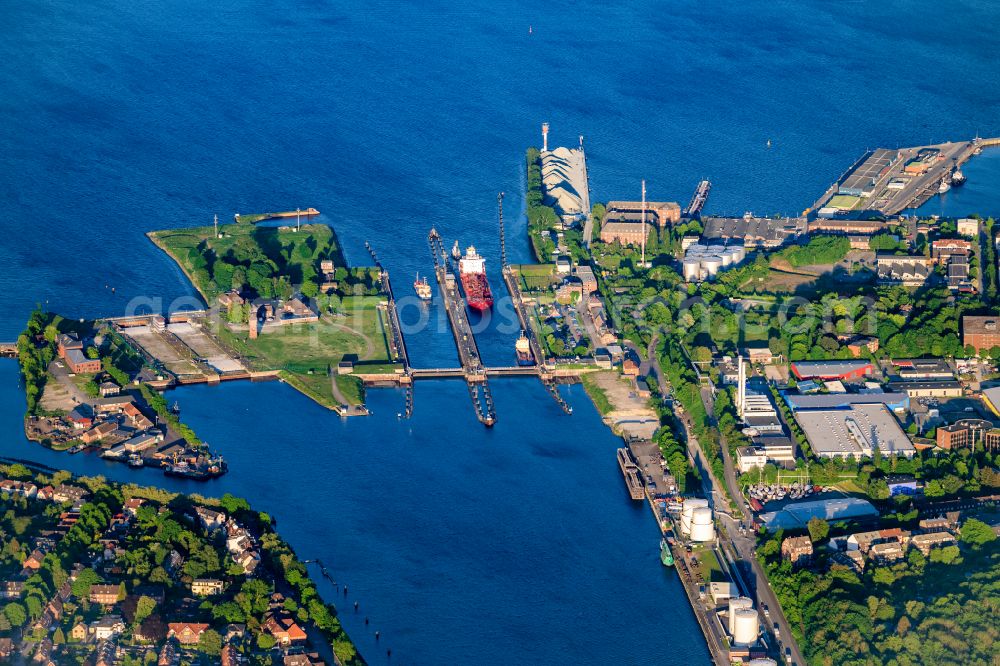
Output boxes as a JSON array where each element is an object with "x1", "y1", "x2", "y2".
[
  {"x1": 687, "y1": 243, "x2": 707, "y2": 255},
  {"x1": 728, "y1": 597, "x2": 754, "y2": 634},
  {"x1": 747, "y1": 660, "x2": 778, "y2": 666},
  {"x1": 702, "y1": 256, "x2": 723, "y2": 277},
  {"x1": 682, "y1": 258, "x2": 701, "y2": 281},
  {"x1": 690, "y1": 506, "x2": 715, "y2": 542},
  {"x1": 731, "y1": 244, "x2": 747, "y2": 263},
  {"x1": 733, "y1": 608, "x2": 759, "y2": 645},
  {"x1": 680, "y1": 498, "x2": 709, "y2": 535}
]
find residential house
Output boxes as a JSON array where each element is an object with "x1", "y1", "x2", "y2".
[
  {"x1": 23, "y1": 549, "x2": 46, "y2": 570},
  {"x1": 832, "y1": 549, "x2": 865, "y2": 573},
  {"x1": 263, "y1": 614, "x2": 308, "y2": 646},
  {"x1": 98, "y1": 381, "x2": 121, "y2": 397},
  {"x1": 870, "y1": 540, "x2": 906, "y2": 564},
  {"x1": 168, "y1": 622, "x2": 209, "y2": 645},
  {"x1": 1, "y1": 580, "x2": 25, "y2": 599},
  {"x1": 90, "y1": 615, "x2": 125, "y2": 640},
  {"x1": 67, "y1": 406, "x2": 94, "y2": 430},
  {"x1": 846, "y1": 528, "x2": 909, "y2": 554},
  {"x1": 194, "y1": 506, "x2": 227, "y2": 532},
  {"x1": 32, "y1": 637, "x2": 52, "y2": 665},
  {"x1": 191, "y1": 578, "x2": 224, "y2": 596},
  {"x1": 158, "y1": 639, "x2": 179, "y2": 666},
  {"x1": 70, "y1": 621, "x2": 89, "y2": 642},
  {"x1": 52, "y1": 485, "x2": 89, "y2": 503},
  {"x1": 911, "y1": 531, "x2": 957, "y2": 556},
  {"x1": 0, "y1": 637, "x2": 13, "y2": 659},
  {"x1": 781, "y1": 536, "x2": 813, "y2": 568},
  {"x1": 90, "y1": 584, "x2": 122, "y2": 606},
  {"x1": 284, "y1": 654, "x2": 326, "y2": 666},
  {"x1": 57, "y1": 333, "x2": 83, "y2": 359}
]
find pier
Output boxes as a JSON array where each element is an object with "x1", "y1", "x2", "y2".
[
  {"x1": 427, "y1": 229, "x2": 497, "y2": 426},
  {"x1": 684, "y1": 179, "x2": 711, "y2": 219},
  {"x1": 497, "y1": 193, "x2": 574, "y2": 415}
]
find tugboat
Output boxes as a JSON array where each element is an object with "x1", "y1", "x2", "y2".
[
  {"x1": 938, "y1": 178, "x2": 951, "y2": 194},
  {"x1": 458, "y1": 245, "x2": 494, "y2": 311},
  {"x1": 660, "y1": 538, "x2": 675, "y2": 567},
  {"x1": 451, "y1": 240, "x2": 462, "y2": 262},
  {"x1": 413, "y1": 273, "x2": 432, "y2": 301},
  {"x1": 952, "y1": 168, "x2": 966, "y2": 186},
  {"x1": 515, "y1": 331, "x2": 534, "y2": 366},
  {"x1": 127, "y1": 453, "x2": 144, "y2": 468}
]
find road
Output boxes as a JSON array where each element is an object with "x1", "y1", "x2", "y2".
[{"x1": 642, "y1": 337, "x2": 806, "y2": 666}]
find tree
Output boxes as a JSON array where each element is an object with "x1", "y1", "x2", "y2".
[
  {"x1": 3, "y1": 602, "x2": 26, "y2": 627},
  {"x1": 807, "y1": 517, "x2": 829, "y2": 543},
  {"x1": 134, "y1": 595, "x2": 156, "y2": 625},
  {"x1": 198, "y1": 628, "x2": 222, "y2": 656},
  {"x1": 53, "y1": 627, "x2": 65, "y2": 644},
  {"x1": 71, "y1": 568, "x2": 101, "y2": 599},
  {"x1": 960, "y1": 518, "x2": 997, "y2": 547},
  {"x1": 334, "y1": 639, "x2": 357, "y2": 664}
]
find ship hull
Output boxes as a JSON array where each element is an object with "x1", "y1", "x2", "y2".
[{"x1": 460, "y1": 272, "x2": 493, "y2": 310}]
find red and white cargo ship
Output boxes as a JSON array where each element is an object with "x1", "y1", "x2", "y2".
[{"x1": 458, "y1": 245, "x2": 493, "y2": 311}]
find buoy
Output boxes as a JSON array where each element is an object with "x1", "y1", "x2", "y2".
[
  {"x1": 344, "y1": 586, "x2": 348, "y2": 596},
  {"x1": 375, "y1": 631, "x2": 381, "y2": 641},
  {"x1": 387, "y1": 649, "x2": 392, "y2": 657},
  {"x1": 354, "y1": 601, "x2": 359, "y2": 611},
  {"x1": 365, "y1": 617, "x2": 369, "y2": 626}
]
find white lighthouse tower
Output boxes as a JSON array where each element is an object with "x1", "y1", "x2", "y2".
[{"x1": 541, "y1": 122, "x2": 549, "y2": 152}]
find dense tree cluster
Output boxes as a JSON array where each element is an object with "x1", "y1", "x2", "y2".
[{"x1": 759, "y1": 527, "x2": 999, "y2": 666}]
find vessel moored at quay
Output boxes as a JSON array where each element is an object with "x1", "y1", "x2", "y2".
[{"x1": 458, "y1": 245, "x2": 493, "y2": 311}]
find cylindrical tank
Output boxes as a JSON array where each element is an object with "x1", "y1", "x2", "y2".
[
  {"x1": 719, "y1": 251, "x2": 733, "y2": 267},
  {"x1": 728, "y1": 597, "x2": 754, "y2": 634},
  {"x1": 690, "y1": 506, "x2": 715, "y2": 542},
  {"x1": 682, "y1": 258, "x2": 701, "y2": 281},
  {"x1": 680, "y1": 498, "x2": 709, "y2": 535},
  {"x1": 733, "y1": 608, "x2": 759, "y2": 645},
  {"x1": 731, "y1": 245, "x2": 747, "y2": 263},
  {"x1": 687, "y1": 243, "x2": 706, "y2": 255},
  {"x1": 702, "y1": 256, "x2": 723, "y2": 276},
  {"x1": 747, "y1": 660, "x2": 778, "y2": 666}
]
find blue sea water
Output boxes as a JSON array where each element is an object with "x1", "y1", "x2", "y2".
[{"x1": 2, "y1": 0, "x2": 1000, "y2": 663}]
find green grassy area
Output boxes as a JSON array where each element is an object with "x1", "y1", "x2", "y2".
[
  {"x1": 692, "y1": 545, "x2": 723, "y2": 583},
  {"x1": 148, "y1": 221, "x2": 346, "y2": 302},
  {"x1": 211, "y1": 299, "x2": 395, "y2": 407},
  {"x1": 580, "y1": 372, "x2": 613, "y2": 415},
  {"x1": 827, "y1": 194, "x2": 862, "y2": 210},
  {"x1": 513, "y1": 263, "x2": 558, "y2": 291}
]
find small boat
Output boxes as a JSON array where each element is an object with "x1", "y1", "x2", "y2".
[
  {"x1": 766, "y1": 139, "x2": 772, "y2": 149},
  {"x1": 127, "y1": 454, "x2": 144, "y2": 468},
  {"x1": 170, "y1": 401, "x2": 181, "y2": 415},
  {"x1": 660, "y1": 538, "x2": 674, "y2": 567},
  {"x1": 515, "y1": 331, "x2": 534, "y2": 366},
  {"x1": 414, "y1": 274, "x2": 432, "y2": 301},
  {"x1": 451, "y1": 240, "x2": 462, "y2": 262},
  {"x1": 952, "y1": 169, "x2": 966, "y2": 186},
  {"x1": 939, "y1": 179, "x2": 951, "y2": 194}
]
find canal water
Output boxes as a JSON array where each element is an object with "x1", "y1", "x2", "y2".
[{"x1": 2, "y1": 0, "x2": 1000, "y2": 663}]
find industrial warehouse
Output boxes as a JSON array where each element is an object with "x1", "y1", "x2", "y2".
[{"x1": 794, "y1": 403, "x2": 916, "y2": 460}]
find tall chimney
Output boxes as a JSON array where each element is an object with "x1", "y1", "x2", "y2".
[
  {"x1": 737, "y1": 355, "x2": 745, "y2": 418},
  {"x1": 542, "y1": 122, "x2": 549, "y2": 152}
]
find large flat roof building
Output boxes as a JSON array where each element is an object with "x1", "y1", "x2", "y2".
[
  {"x1": 790, "y1": 359, "x2": 874, "y2": 381},
  {"x1": 783, "y1": 391, "x2": 908, "y2": 413},
  {"x1": 837, "y1": 149, "x2": 900, "y2": 197},
  {"x1": 701, "y1": 215, "x2": 806, "y2": 248},
  {"x1": 759, "y1": 497, "x2": 879, "y2": 531},
  {"x1": 795, "y1": 403, "x2": 915, "y2": 459},
  {"x1": 599, "y1": 221, "x2": 648, "y2": 246}
]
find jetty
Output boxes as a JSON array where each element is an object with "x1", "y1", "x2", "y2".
[{"x1": 427, "y1": 228, "x2": 497, "y2": 426}]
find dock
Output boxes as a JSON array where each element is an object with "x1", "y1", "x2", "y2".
[
  {"x1": 0, "y1": 343, "x2": 17, "y2": 359},
  {"x1": 684, "y1": 179, "x2": 711, "y2": 219},
  {"x1": 811, "y1": 137, "x2": 1000, "y2": 217},
  {"x1": 497, "y1": 193, "x2": 573, "y2": 415},
  {"x1": 427, "y1": 228, "x2": 497, "y2": 426},
  {"x1": 616, "y1": 448, "x2": 645, "y2": 500}
]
